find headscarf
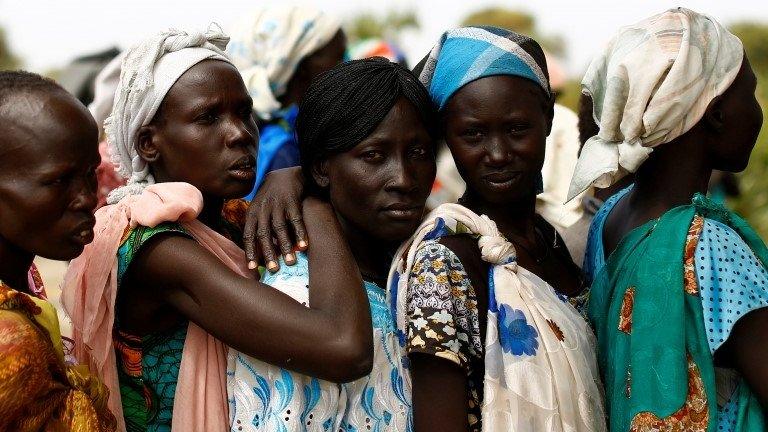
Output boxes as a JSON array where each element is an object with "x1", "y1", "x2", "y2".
[
  {"x1": 348, "y1": 38, "x2": 407, "y2": 64},
  {"x1": 105, "y1": 23, "x2": 230, "y2": 203},
  {"x1": 89, "y1": 52, "x2": 124, "y2": 138},
  {"x1": 567, "y1": 8, "x2": 744, "y2": 200},
  {"x1": 416, "y1": 26, "x2": 551, "y2": 111},
  {"x1": 227, "y1": 6, "x2": 341, "y2": 121}
]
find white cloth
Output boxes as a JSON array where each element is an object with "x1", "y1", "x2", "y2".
[
  {"x1": 227, "y1": 6, "x2": 341, "y2": 120},
  {"x1": 89, "y1": 52, "x2": 124, "y2": 137},
  {"x1": 568, "y1": 7, "x2": 744, "y2": 200},
  {"x1": 105, "y1": 23, "x2": 230, "y2": 202},
  {"x1": 388, "y1": 203, "x2": 606, "y2": 431}
]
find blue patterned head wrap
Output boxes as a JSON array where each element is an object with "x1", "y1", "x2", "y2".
[{"x1": 416, "y1": 26, "x2": 551, "y2": 110}]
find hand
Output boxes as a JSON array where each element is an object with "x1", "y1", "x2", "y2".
[{"x1": 243, "y1": 167, "x2": 307, "y2": 272}]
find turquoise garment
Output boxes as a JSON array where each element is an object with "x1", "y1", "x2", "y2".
[
  {"x1": 584, "y1": 187, "x2": 768, "y2": 431},
  {"x1": 227, "y1": 251, "x2": 412, "y2": 431},
  {"x1": 246, "y1": 105, "x2": 300, "y2": 200},
  {"x1": 115, "y1": 223, "x2": 190, "y2": 432}
]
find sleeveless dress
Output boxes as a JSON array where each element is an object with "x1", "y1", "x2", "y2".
[{"x1": 227, "y1": 251, "x2": 412, "y2": 432}]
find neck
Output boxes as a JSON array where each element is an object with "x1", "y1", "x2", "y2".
[
  {"x1": 199, "y1": 196, "x2": 225, "y2": 230},
  {"x1": 630, "y1": 133, "x2": 712, "y2": 218},
  {"x1": 461, "y1": 191, "x2": 539, "y2": 240},
  {"x1": 0, "y1": 239, "x2": 35, "y2": 293},
  {"x1": 336, "y1": 212, "x2": 395, "y2": 285}
]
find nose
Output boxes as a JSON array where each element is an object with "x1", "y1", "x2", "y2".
[
  {"x1": 485, "y1": 134, "x2": 514, "y2": 167},
  {"x1": 69, "y1": 176, "x2": 98, "y2": 213},
  {"x1": 384, "y1": 156, "x2": 418, "y2": 195},
  {"x1": 224, "y1": 116, "x2": 258, "y2": 150}
]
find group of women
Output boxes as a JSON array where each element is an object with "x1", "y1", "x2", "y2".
[{"x1": 0, "y1": 5, "x2": 766, "y2": 432}]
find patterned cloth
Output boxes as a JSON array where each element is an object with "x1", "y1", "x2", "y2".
[
  {"x1": 226, "y1": 5, "x2": 341, "y2": 121},
  {"x1": 584, "y1": 187, "x2": 767, "y2": 431},
  {"x1": 348, "y1": 38, "x2": 407, "y2": 64},
  {"x1": 0, "y1": 279, "x2": 116, "y2": 431},
  {"x1": 389, "y1": 203, "x2": 606, "y2": 431},
  {"x1": 416, "y1": 26, "x2": 551, "y2": 111},
  {"x1": 568, "y1": 8, "x2": 744, "y2": 200},
  {"x1": 113, "y1": 200, "x2": 248, "y2": 431},
  {"x1": 227, "y1": 251, "x2": 411, "y2": 431}
]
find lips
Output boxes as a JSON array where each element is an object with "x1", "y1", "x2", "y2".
[
  {"x1": 482, "y1": 171, "x2": 522, "y2": 190},
  {"x1": 382, "y1": 203, "x2": 423, "y2": 221},
  {"x1": 229, "y1": 154, "x2": 256, "y2": 181},
  {"x1": 71, "y1": 217, "x2": 96, "y2": 245}
]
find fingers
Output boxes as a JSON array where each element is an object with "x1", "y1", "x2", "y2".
[
  {"x1": 272, "y1": 216, "x2": 296, "y2": 266},
  {"x1": 243, "y1": 202, "x2": 260, "y2": 270},
  {"x1": 286, "y1": 200, "x2": 308, "y2": 251},
  {"x1": 257, "y1": 224, "x2": 279, "y2": 273}
]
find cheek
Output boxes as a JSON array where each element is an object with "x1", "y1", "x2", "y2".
[{"x1": 0, "y1": 186, "x2": 69, "y2": 244}]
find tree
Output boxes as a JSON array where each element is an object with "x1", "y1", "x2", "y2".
[
  {"x1": 460, "y1": 8, "x2": 565, "y2": 56},
  {"x1": 0, "y1": 26, "x2": 20, "y2": 70},
  {"x1": 346, "y1": 10, "x2": 419, "y2": 42},
  {"x1": 727, "y1": 22, "x2": 768, "y2": 237}
]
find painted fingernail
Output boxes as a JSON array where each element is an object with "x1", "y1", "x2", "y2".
[
  {"x1": 285, "y1": 253, "x2": 296, "y2": 264},
  {"x1": 298, "y1": 240, "x2": 308, "y2": 249},
  {"x1": 248, "y1": 261, "x2": 257, "y2": 270},
  {"x1": 267, "y1": 261, "x2": 279, "y2": 272}
]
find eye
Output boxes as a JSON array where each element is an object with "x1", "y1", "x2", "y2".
[
  {"x1": 508, "y1": 123, "x2": 531, "y2": 134},
  {"x1": 361, "y1": 150, "x2": 385, "y2": 163},
  {"x1": 239, "y1": 105, "x2": 254, "y2": 120},
  {"x1": 460, "y1": 128, "x2": 484, "y2": 141},
  {"x1": 409, "y1": 145, "x2": 431, "y2": 159},
  {"x1": 195, "y1": 110, "x2": 218, "y2": 125}
]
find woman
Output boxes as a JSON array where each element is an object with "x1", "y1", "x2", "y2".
[
  {"x1": 388, "y1": 27, "x2": 606, "y2": 431},
  {"x1": 573, "y1": 8, "x2": 767, "y2": 431},
  {"x1": 227, "y1": 5, "x2": 346, "y2": 198},
  {"x1": 228, "y1": 58, "x2": 438, "y2": 432},
  {"x1": 62, "y1": 25, "x2": 372, "y2": 432},
  {"x1": 0, "y1": 71, "x2": 115, "y2": 431}
]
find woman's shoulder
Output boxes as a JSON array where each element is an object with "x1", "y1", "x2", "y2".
[{"x1": 117, "y1": 222, "x2": 190, "y2": 281}]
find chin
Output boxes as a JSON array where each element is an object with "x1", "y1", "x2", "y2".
[{"x1": 39, "y1": 243, "x2": 86, "y2": 261}]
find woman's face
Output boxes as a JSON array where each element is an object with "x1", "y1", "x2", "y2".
[
  {"x1": 709, "y1": 55, "x2": 763, "y2": 172},
  {"x1": 443, "y1": 75, "x2": 552, "y2": 205},
  {"x1": 141, "y1": 60, "x2": 259, "y2": 199},
  {"x1": 0, "y1": 91, "x2": 99, "y2": 260},
  {"x1": 318, "y1": 98, "x2": 436, "y2": 243}
]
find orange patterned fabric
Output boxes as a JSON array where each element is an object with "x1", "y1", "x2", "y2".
[
  {"x1": 630, "y1": 355, "x2": 709, "y2": 432},
  {"x1": 684, "y1": 215, "x2": 705, "y2": 295},
  {"x1": 0, "y1": 282, "x2": 116, "y2": 431},
  {"x1": 619, "y1": 287, "x2": 636, "y2": 334}
]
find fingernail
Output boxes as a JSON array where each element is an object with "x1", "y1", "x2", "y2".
[
  {"x1": 248, "y1": 261, "x2": 257, "y2": 270},
  {"x1": 267, "y1": 261, "x2": 279, "y2": 272},
  {"x1": 285, "y1": 253, "x2": 295, "y2": 264},
  {"x1": 298, "y1": 240, "x2": 308, "y2": 250}
]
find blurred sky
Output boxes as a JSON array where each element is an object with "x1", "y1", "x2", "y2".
[{"x1": 1, "y1": 0, "x2": 765, "y2": 76}]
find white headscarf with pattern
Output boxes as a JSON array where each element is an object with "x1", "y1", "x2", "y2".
[
  {"x1": 105, "y1": 23, "x2": 231, "y2": 203},
  {"x1": 568, "y1": 8, "x2": 744, "y2": 200},
  {"x1": 226, "y1": 5, "x2": 341, "y2": 121}
]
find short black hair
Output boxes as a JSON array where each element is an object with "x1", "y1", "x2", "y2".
[
  {"x1": 297, "y1": 57, "x2": 440, "y2": 197},
  {"x1": 0, "y1": 70, "x2": 66, "y2": 104}
]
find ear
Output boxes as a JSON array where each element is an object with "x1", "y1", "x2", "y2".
[
  {"x1": 311, "y1": 158, "x2": 330, "y2": 189},
  {"x1": 137, "y1": 125, "x2": 160, "y2": 163},
  {"x1": 703, "y1": 95, "x2": 725, "y2": 133}
]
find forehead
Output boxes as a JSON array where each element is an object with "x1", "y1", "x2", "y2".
[
  {"x1": 163, "y1": 60, "x2": 249, "y2": 105},
  {"x1": 362, "y1": 98, "x2": 430, "y2": 141},
  {"x1": 0, "y1": 91, "x2": 97, "y2": 169},
  {"x1": 445, "y1": 75, "x2": 545, "y2": 116}
]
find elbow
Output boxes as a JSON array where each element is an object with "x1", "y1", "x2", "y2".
[{"x1": 325, "y1": 335, "x2": 374, "y2": 383}]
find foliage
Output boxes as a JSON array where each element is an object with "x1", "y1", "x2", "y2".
[
  {"x1": 728, "y1": 22, "x2": 768, "y2": 238},
  {"x1": 460, "y1": 7, "x2": 565, "y2": 56},
  {"x1": 346, "y1": 9, "x2": 419, "y2": 42},
  {"x1": 0, "y1": 27, "x2": 20, "y2": 70}
]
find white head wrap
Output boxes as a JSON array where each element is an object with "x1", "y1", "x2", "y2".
[
  {"x1": 88, "y1": 52, "x2": 124, "y2": 137},
  {"x1": 226, "y1": 5, "x2": 341, "y2": 120},
  {"x1": 567, "y1": 8, "x2": 744, "y2": 200},
  {"x1": 105, "y1": 23, "x2": 231, "y2": 204}
]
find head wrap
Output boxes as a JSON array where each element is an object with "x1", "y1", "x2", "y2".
[
  {"x1": 227, "y1": 6, "x2": 341, "y2": 121},
  {"x1": 416, "y1": 26, "x2": 551, "y2": 111},
  {"x1": 567, "y1": 8, "x2": 744, "y2": 200},
  {"x1": 88, "y1": 52, "x2": 124, "y2": 137},
  {"x1": 105, "y1": 23, "x2": 231, "y2": 203},
  {"x1": 348, "y1": 38, "x2": 407, "y2": 64}
]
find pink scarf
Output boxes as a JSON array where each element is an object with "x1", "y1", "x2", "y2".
[{"x1": 62, "y1": 182, "x2": 251, "y2": 432}]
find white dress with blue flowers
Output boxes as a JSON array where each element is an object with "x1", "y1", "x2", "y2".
[
  {"x1": 227, "y1": 252, "x2": 412, "y2": 432},
  {"x1": 388, "y1": 203, "x2": 606, "y2": 432}
]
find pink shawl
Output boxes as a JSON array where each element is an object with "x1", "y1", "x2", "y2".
[{"x1": 62, "y1": 182, "x2": 251, "y2": 432}]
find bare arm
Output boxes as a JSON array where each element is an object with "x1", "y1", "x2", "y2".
[
  {"x1": 127, "y1": 197, "x2": 372, "y2": 383},
  {"x1": 410, "y1": 353, "x2": 470, "y2": 432},
  {"x1": 720, "y1": 308, "x2": 768, "y2": 411}
]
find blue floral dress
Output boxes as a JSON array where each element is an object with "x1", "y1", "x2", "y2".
[{"x1": 227, "y1": 252, "x2": 411, "y2": 432}]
